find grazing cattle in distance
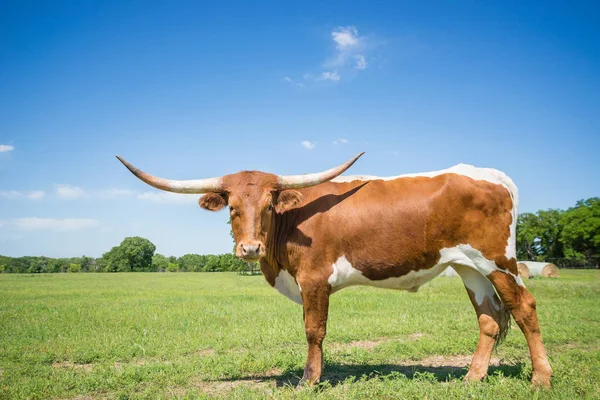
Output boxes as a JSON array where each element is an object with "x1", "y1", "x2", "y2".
[{"x1": 117, "y1": 153, "x2": 553, "y2": 388}]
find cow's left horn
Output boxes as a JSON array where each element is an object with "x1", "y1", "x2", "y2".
[
  {"x1": 277, "y1": 152, "x2": 365, "y2": 190},
  {"x1": 116, "y1": 156, "x2": 223, "y2": 193}
]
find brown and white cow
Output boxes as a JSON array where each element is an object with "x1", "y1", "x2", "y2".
[{"x1": 117, "y1": 153, "x2": 553, "y2": 387}]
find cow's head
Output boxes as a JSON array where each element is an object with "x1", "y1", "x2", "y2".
[{"x1": 116, "y1": 153, "x2": 363, "y2": 262}]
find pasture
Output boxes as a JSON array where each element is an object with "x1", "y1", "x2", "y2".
[{"x1": 1, "y1": 270, "x2": 598, "y2": 399}]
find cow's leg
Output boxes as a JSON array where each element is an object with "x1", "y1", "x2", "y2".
[
  {"x1": 487, "y1": 268, "x2": 553, "y2": 387},
  {"x1": 297, "y1": 279, "x2": 331, "y2": 386},
  {"x1": 454, "y1": 265, "x2": 510, "y2": 381}
]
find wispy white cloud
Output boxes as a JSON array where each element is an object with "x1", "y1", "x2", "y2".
[
  {"x1": 0, "y1": 190, "x2": 45, "y2": 200},
  {"x1": 56, "y1": 184, "x2": 85, "y2": 199},
  {"x1": 285, "y1": 25, "x2": 372, "y2": 86},
  {"x1": 2, "y1": 184, "x2": 197, "y2": 205},
  {"x1": 325, "y1": 26, "x2": 368, "y2": 73},
  {"x1": 332, "y1": 26, "x2": 359, "y2": 49},
  {"x1": 301, "y1": 141, "x2": 316, "y2": 150},
  {"x1": 103, "y1": 188, "x2": 193, "y2": 204},
  {"x1": 319, "y1": 71, "x2": 341, "y2": 81},
  {"x1": 1, "y1": 218, "x2": 100, "y2": 232},
  {"x1": 354, "y1": 54, "x2": 367, "y2": 70},
  {"x1": 137, "y1": 191, "x2": 196, "y2": 204},
  {"x1": 28, "y1": 191, "x2": 46, "y2": 200},
  {"x1": 0, "y1": 144, "x2": 15, "y2": 152},
  {"x1": 332, "y1": 138, "x2": 349, "y2": 145},
  {"x1": 283, "y1": 76, "x2": 305, "y2": 87}
]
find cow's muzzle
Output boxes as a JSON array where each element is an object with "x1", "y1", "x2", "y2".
[{"x1": 238, "y1": 242, "x2": 264, "y2": 262}]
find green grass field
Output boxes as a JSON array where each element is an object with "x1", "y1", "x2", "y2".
[{"x1": 1, "y1": 270, "x2": 598, "y2": 399}]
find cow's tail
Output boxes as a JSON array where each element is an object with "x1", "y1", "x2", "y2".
[{"x1": 495, "y1": 300, "x2": 512, "y2": 348}]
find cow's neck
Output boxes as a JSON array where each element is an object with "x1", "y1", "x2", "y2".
[{"x1": 260, "y1": 211, "x2": 299, "y2": 285}]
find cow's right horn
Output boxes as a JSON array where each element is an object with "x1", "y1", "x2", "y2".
[{"x1": 116, "y1": 156, "x2": 224, "y2": 193}]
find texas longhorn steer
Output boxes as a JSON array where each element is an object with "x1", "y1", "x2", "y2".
[{"x1": 117, "y1": 153, "x2": 552, "y2": 387}]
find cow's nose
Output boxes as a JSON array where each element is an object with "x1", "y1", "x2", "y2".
[{"x1": 240, "y1": 243, "x2": 261, "y2": 258}]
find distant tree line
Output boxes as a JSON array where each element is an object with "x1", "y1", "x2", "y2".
[
  {"x1": 516, "y1": 197, "x2": 599, "y2": 267},
  {"x1": 1, "y1": 197, "x2": 597, "y2": 273},
  {"x1": 0, "y1": 236, "x2": 255, "y2": 274}
]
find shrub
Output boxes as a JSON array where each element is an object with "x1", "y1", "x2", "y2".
[
  {"x1": 68, "y1": 263, "x2": 81, "y2": 273},
  {"x1": 166, "y1": 263, "x2": 180, "y2": 272}
]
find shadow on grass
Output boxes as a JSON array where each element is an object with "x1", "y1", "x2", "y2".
[{"x1": 218, "y1": 362, "x2": 526, "y2": 388}]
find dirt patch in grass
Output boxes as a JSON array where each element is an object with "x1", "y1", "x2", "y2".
[
  {"x1": 331, "y1": 339, "x2": 388, "y2": 351},
  {"x1": 165, "y1": 387, "x2": 188, "y2": 398},
  {"x1": 189, "y1": 368, "x2": 283, "y2": 395},
  {"x1": 194, "y1": 349, "x2": 216, "y2": 357},
  {"x1": 52, "y1": 362, "x2": 93, "y2": 372},
  {"x1": 112, "y1": 358, "x2": 173, "y2": 370},
  {"x1": 61, "y1": 395, "x2": 109, "y2": 400},
  {"x1": 331, "y1": 333, "x2": 425, "y2": 351},
  {"x1": 134, "y1": 357, "x2": 173, "y2": 365},
  {"x1": 407, "y1": 332, "x2": 425, "y2": 341},
  {"x1": 197, "y1": 379, "x2": 277, "y2": 395},
  {"x1": 399, "y1": 354, "x2": 501, "y2": 368}
]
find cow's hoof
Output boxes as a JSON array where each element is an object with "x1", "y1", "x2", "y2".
[
  {"x1": 296, "y1": 377, "x2": 319, "y2": 389},
  {"x1": 463, "y1": 370, "x2": 486, "y2": 382},
  {"x1": 531, "y1": 373, "x2": 552, "y2": 389}
]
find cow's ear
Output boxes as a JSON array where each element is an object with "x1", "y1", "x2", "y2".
[
  {"x1": 273, "y1": 190, "x2": 303, "y2": 213},
  {"x1": 199, "y1": 192, "x2": 227, "y2": 211}
]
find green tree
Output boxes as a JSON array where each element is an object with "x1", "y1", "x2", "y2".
[
  {"x1": 516, "y1": 209, "x2": 563, "y2": 261},
  {"x1": 102, "y1": 237, "x2": 156, "y2": 272},
  {"x1": 68, "y1": 263, "x2": 81, "y2": 273},
  {"x1": 517, "y1": 213, "x2": 541, "y2": 260},
  {"x1": 204, "y1": 255, "x2": 221, "y2": 272},
  {"x1": 178, "y1": 254, "x2": 207, "y2": 271},
  {"x1": 559, "y1": 198, "x2": 600, "y2": 260},
  {"x1": 28, "y1": 258, "x2": 49, "y2": 273},
  {"x1": 152, "y1": 254, "x2": 169, "y2": 272},
  {"x1": 535, "y1": 209, "x2": 563, "y2": 258},
  {"x1": 95, "y1": 257, "x2": 107, "y2": 272},
  {"x1": 166, "y1": 262, "x2": 180, "y2": 272},
  {"x1": 79, "y1": 256, "x2": 93, "y2": 272}
]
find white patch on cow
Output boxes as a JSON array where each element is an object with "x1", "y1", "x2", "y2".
[
  {"x1": 439, "y1": 244, "x2": 524, "y2": 287},
  {"x1": 440, "y1": 267, "x2": 458, "y2": 277},
  {"x1": 332, "y1": 164, "x2": 519, "y2": 260},
  {"x1": 453, "y1": 265, "x2": 499, "y2": 308},
  {"x1": 327, "y1": 255, "x2": 447, "y2": 293},
  {"x1": 327, "y1": 245, "x2": 523, "y2": 299},
  {"x1": 274, "y1": 270, "x2": 303, "y2": 304}
]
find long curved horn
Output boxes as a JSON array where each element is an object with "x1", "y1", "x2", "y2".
[
  {"x1": 116, "y1": 156, "x2": 223, "y2": 194},
  {"x1": 277, "y1": 152, "x2": 365, "y2": 190}
]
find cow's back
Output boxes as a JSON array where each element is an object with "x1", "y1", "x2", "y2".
[{"x1": 285, "y1": 165, "x2": 516, "y2": 287}]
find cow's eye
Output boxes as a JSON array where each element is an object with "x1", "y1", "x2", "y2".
[{"x1": 268, "y1": 204, "x2": 273, "y2": 211}]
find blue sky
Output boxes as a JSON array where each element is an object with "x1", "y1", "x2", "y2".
[{"x1": 1, "y1": 1, "x2": 599, "y2": 258}]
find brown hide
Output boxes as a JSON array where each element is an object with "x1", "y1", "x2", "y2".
[{"x1": 263, "y1": 173, "x2": 515, "y2": 284}]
